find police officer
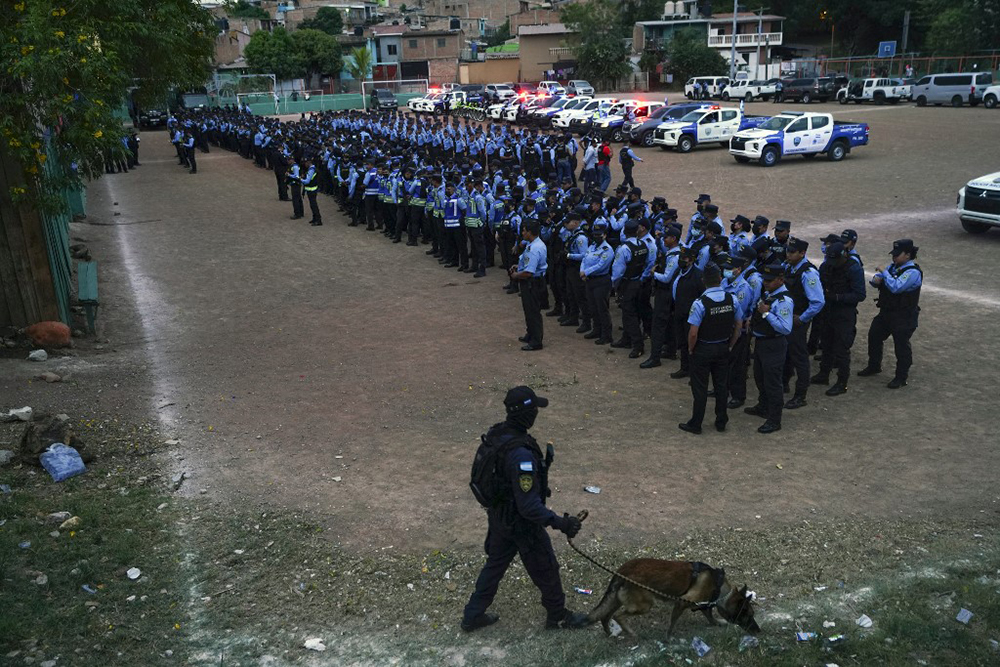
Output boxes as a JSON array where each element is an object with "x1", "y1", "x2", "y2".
[
  {"x1": 287, "y1": 156, "x2": 304, "y2": 220},
  {"x1": 618, "y1": 144, "x2": 643, "y2": 189},
  {"x1": 611, "y1": 220, "x2": 651, "y2": 358},
  {"x1": 858, "y1": 239, "x2": 922, "y2": 388},
  {"x1": 811, "y1": 241, "x2": 866, "y2": 395},
  {"x1": 511, "y1": 221, "x2": 548, "y2": 351},
  {"x1": 782, "y1": 237, "x2": 824, "y2": 409},
  {"x1": 745, "y1": 265, "x2": 794, "y2": 434},
  {"x1": 669, "y1": 246, "x2": 705, "y2": 379},
  {"x1": 641, "y1": 223, "x2": 683, "y2": 368},
  {"x1": 581, "y1": 219, "x2": 614, "y2": 344},
  {"x1": 723, "y1": 253, "x2": 755, "y2": 408},
  {"x1": 679, "y1": 263, "x2": 740, "y2": 434},
  {"x1": 462, "y1": 386, "x2": 588, "y2": 632},
  {"x1": 301, "y1": 157, "x2": 322, "y2": 226},
  {"x1": 560, "y1": 212, "x2": 589, "y2": 329}
]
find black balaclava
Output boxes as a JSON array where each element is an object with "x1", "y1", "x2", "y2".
[{"x1": 505, "y1": 407, "x2": 539, "y2": 432}]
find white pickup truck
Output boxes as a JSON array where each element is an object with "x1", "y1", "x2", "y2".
[
  {"x1": 722, "y1": 79, "x2": 777, "y2": 102},
  {"x1": 729, "y1": 111, "x2": 870, "y2": 166},
  {"x1": 653, "y1": 106, "x2": 770, "y2": 153},
  {"x1": 837, "y1": 78, "x2": 905, "y2": 105}
]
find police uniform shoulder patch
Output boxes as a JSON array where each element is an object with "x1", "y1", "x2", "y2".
[
  {"x1": 807, "y1": 276, "x2": 818, "y2": 287},
  {"x1": 519, "y1": 474, "x2": 534, "y2": 493}
]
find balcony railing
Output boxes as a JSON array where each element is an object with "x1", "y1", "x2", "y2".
[{"x1": 708, "y1": 32, "x2": 783, "y2": 48}]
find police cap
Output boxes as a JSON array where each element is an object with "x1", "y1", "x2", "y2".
[
  {"x1": 788, "y1": 236, "x2": 809, "y2": 252},
  {"x1": 841, "y1": 228, "x2": 859, "y2": 242},
  {"x1": 630, "y1": 187, "x2": 643, "y2": 198},
  {"x1": 504, "y1": 386, "x2": 548, "y2": 412},
  {"x1": 704, "y1": 203, "x2": 719, "y2": 215},
  {"x1": 760, "y1": 264, "x2": 786, "y2": 280},
  {"x1": 623, "y1": 219, "x2": 640, "y2": 234},
  {"x1": 774, "y1": 219, "x2": 792, "y2": 232},
  {"x1": 752, "y1": 215, "x2": 770, "y2": 228},
  {"x1": 826, "y1": 241, "x2": 846, "y2": 259},
  {"x1": 695, "y1": 193, "x2": 711, "y2": 203},
  {"x1": 652, "y1": 196, "x2": 667, "y2": 206},
  {"x1": 890, "y1": 238, "x2": 917, "y2": 256}
]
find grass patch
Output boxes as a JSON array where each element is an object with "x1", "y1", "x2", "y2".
[{"x1": 0, "y1": 419, "x2": 187, "y2": 666}]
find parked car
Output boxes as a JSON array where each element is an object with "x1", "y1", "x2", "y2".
[
  {"x1": 538, "y1": 80, "x2": 567, "y2": 96},
  {"x1": 625, "y1": 103, "x2": 713, "y2": 146},
  {"x1": 912, "y1": 71, "x2": 994, "y2": 107},
  {"x1": 511, "y1": 83, "x2": 538, "y2": 97},
  {"x1": 567, "y1": 80, "x2": 595, "y2": 96},
  {"x1": 836, "y1": 78, "x2": 906, "y2": 105},
  {"x1": 525, "y1": 95, "x2": 572, "y2": 126},
  {"x1": 653, "y1": 106, "x2": 770, "y2": 153},
  {"x1": 729, "y1": 111, "x2": 870, "y2": 166},
  {"x1": 781, "y1": 77, "x2": 836, "y2": 103},
  {"x1": 593, "y1": 100, "x2": 664, "y2": 142},
  {"x1": 484, "y1": 83, "x2": 516, "y2": 101},
  {"x1": 983, "y1": 84, "x2": 1000, "y2": 109},
  {"x1": 138, "y1": 108, "x2": 167, "y2": 129},
  {"x1": 957, "y1": 172, "x2": 1000, "y2": 233},
  {"x1": 723, "y1": 79, "x2": 775, "y2": 102},
  {"x1": 369, "y1": 88, "x2": 398, "y2": 110}
]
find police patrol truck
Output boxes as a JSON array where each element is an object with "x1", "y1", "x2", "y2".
[
  {"x1": 652, "y1": 105, "x2": 770, "y2": 153},
  {"x1": 728, "y1": 111, "x2": 870, "y2": 166}
]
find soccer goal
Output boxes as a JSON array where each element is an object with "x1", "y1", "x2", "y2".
[{"x1": 361, "y1": 78, "x2": 430, "y2": 111}]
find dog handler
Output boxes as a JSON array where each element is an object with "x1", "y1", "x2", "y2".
[{"x1": 462, "y1": 386, "x2": 590, "y2": 631}]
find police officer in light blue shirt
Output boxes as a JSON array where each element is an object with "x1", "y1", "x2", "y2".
[
  {"x1": 580, "y1": 220, "x2": 614, "y2": 344},
  {"x1": 721, "y1": 253, "x2": 754, "y2": 407},
  {"x1": 782, "y1": 237, "x2": 825, "y2": 408},
  {"x1": 746, "y1": 264, "x2": 794, "y2": 434},
  {"x1": 511, "y1": 220, "x2": 548, "y2": 351}
]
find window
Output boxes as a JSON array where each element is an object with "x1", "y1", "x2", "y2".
[
  {"x1": 721, "y1": 110, "x2": 738, "y2": 122},
  {"x1": 436, "y1": 38, "x2": 446, "y2": 48},
  {"x1": 387, "y1": 44, "x2": 397, "y2": 55},
  {"x1": 916, "y1": 76, "x2": 931, "y2": 85},
  {"x1": 935, "y1": 75, "x2": 971, "y2": 86},
  {"x1": 787, "y1": 118, "x2": 809, "y2": 132},
  {"x1": 699, "y1": 112, "x2": 718, "y2": 124},
  {"x1": 811, "y1": 116, "x2": 829, "y2": 130},
  {"x1": 975, "y1": 73, "x2": 993, "y2": 85},
  {"x1": 408, "y1": 39, "x2": 417, "y2": 49}
]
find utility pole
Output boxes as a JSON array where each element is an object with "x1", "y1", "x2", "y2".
[
  {"x1": 755, "y1": 7, "x2": 770, "y2": 80},
  {"x1": 901, "y1": 9, "x2": 910, "y2": 54},
  {"x1": 729, "y1": 0, "x2": 739, "y2": 80}
]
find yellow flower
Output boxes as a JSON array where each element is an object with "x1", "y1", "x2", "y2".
[
  {"x1": 27, "y1": 165, "x2": 38, "y2": 174},
  {"x1": 63, "y1": 77, "x2": 69, "y2": 85},
  {"x1": 21, "y1": 45, "x2": 34, "y2": 55},
  {"x1": 55, "y1": 31, "x2": 65, "y2": 39},
  {"x1": 8, "y1": 139, "x2": 21, "y2": 147},
  {"x1": 30, "y1": 142, "x2": 40, "y2": 149},
  {"x1": 93, "y1": 130, "x2": 103, "y2": 138},
  {"x1": 63, "y1": 94, "x2": 73, "y2": 103},
  {"x1": 60, "y1": 8, "x2": 67, "y2": 16},
  {"x1": 78, "y1": 35, "x2": 87, "y2": 43},
  {"x1": 95, "y1": 99, "x2": 103, "y2": 106},
  {"x1": 80, "y1": 57, "x2": 86, "y2": 63},
  {"x1": 38, "y1": 154, "x2": 47, "y2": 164},
  {"x1": 14, "y1": 2, "x2": 25, "y2": 11}
]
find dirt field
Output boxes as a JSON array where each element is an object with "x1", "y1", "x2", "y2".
[{"x1": 3, "y1": 99, "x2": 1000, "y2": 664}]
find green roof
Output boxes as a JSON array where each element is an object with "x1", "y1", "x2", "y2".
[{"x1": 486, "y1": 43, "x2": 519, "y2": 53}]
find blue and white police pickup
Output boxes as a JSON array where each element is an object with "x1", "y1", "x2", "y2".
[
  {"x1": 652, "y1": 105, "x2": 770, "y2": 153},
  {"x1": 957, "y1": 172, "x2": 1000, "y2": 234},
  {"x1": 728, "y1": 111, "x2": 870, "y2": 166}
]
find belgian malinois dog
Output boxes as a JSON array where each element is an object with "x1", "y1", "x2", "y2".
[{"x1": 586, "y1": 558, "x2": 761, "y2": 638}]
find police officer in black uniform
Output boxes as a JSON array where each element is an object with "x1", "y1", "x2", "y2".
[
  {"x1": 462, "y1": 386, "x2": 589, "y2": 632},
  {"x1": 611, "y1": 219, "x2": 649, "y2": 358},
  {"x1": 811, "y1": 241, "x2": 867, "y2": 395}
]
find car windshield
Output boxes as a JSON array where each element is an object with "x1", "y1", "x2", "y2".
[
  {"x1": 678, "y1": 110, "x2": 706, "y2": 122},
  {"x1": 759, "y1": 116, "x2": 795, "y2": 131},
  {"x1": 425, "y1": 93, "x2": 440, "y2": 100},
  {"x1": 560, "y1": 98, "x2": 583, "y2": 110},
  {"x1": 551, "y1": 98, "x2": 570, "y2": 109},
  {"x1": 648, "y1": 106, "x2": 670, "y2": 119}
]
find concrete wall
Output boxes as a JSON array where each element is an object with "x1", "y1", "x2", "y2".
[
  {"x1": 402, "y1": 31, "x2": 461, "y2": 61},
  {"x1": 459, "y1": 58, "x2": 521, "y2": 84},
  {"x1": 519, "y1": 33, "x2": 576, "y2": 82},
  {"x1": 428, "y1": 57, "x2": 459, "y2": 84}
]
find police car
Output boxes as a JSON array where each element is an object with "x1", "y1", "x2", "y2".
[
  {"x1": 554, "y1": 98, "x2": 617, "y2": 130},
  {"x1": 957, "y1": 172, "x2": 1000, "y2": 233},
  {"x1": 984, "y1": 84, "x2": 1000, "y2": 109},
  {"x1": 728, "y1": 111, "x2": 870, "y2": 166},
  {"x1": 653, "y1": 105, "x2": 770, "y2": 152},
  {"x1": 592, "y1": 100, "x2": 664, "y2": 142}
]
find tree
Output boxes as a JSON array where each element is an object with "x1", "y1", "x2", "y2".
[
  {"x1": 298, "y1": 6, "x2": 344, "y2": 36},
  {"x1": 1, "y1": 0, "x2": 215, "y2": 211},
  {"x1": 919, "y1": 0, "x2": 1000, "y2": 55},
  {"x1": 291, "y1": 29, "x2": 343, "y2": 87},
  {"x1": 225, "y1": 0, "x2": 269, "y2": 21},
  {"x1": 561, "y1": 0, "x2": 632, "y2": 85},
  {"x1": 486, "y1": 19, "x2": 512, "y2": 48},
  {"x1": 664, "y1": 29, "x2": 728, "y2": 86},
  {"x1": 245, "y1": 27, "x2": 305, "y2": 80},
  {"x1": 346, "y1": 46, "x2": 373, "y2": 81}
]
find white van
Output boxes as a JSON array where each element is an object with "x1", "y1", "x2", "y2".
[
  {"x1": 911, "y1": 72, "x2": 993, "y2": 107},
  {"x1": 684, "y1": 76, "x2": 730, "y2": 100}
]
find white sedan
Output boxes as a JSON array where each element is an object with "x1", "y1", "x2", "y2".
[{"x1": 957, "y1": 171, "x2": 1000, "y2": 234}]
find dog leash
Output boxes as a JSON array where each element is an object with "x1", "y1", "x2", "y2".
[{"x1": 568, "y1": 510, "x2": 719, "y2": 610}]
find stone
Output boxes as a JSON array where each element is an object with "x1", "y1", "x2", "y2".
[
  {"x1": 171, "y1": 472, "x2": 186, "y2": 490},
  {"x1": 54, "y1": 414, "x2": 70, "y2": 423},
  {"x1": 39, "y1": 372, "x2": 61, "y2": 383},
  {"x1": 59, "y1": 516, "x2": 82, "y2": 530},
  {"x1": 4, "y1": 407, "x2": 32, "y2": 422},
  {"x1": 34, "y1": 574, "x2": 48, "y2": 586},
  {"x1": 28, "y1": 349, "x2": 49, "y2": 362},
  {"x1": 0, "y1": 450, "x2": 14, "y2": 466},
  {"x1": 47, "y1": 511, "x2": 72, "y2": 524}
]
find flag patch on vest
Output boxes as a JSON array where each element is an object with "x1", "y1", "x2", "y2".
[{"x1": 519, "y1": 461, "x2": 534, "y2": 472}]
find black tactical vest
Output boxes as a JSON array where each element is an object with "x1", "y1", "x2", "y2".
[
  {"x1": 877, "y1": 264, "x2": 922, "y2": 312},
  {"x1": 619, "y1": 145, "x2": 634, "y2": 168},
  {"x1": 697, "y1": 292, "x2": 736, "y2": 342},
  {"x1": 819, "y1": 260, "x2": 851, "y2": 299},
  {"x1": 623, "y1": 239, "x2": 648, "y2": 280},
  {"x1": 750, "y1": 292, "x2": 788, "y2": 338},
  {"x1": 786, "y1": 260, "x2": 817, "y2": 315}
]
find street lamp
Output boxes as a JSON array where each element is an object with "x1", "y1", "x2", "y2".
[{"x1": 820, "y1": 10, "x2": 834, "y2": 67}]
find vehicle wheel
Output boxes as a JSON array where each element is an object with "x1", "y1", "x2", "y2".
[
  {"x1": 475, "y1": 110, "x2": 486, "y2": 121},
  {"x1": 612, "y1": 129, "x2": 623, "y2": 143},
  {"x1": 827, "y1": 140, "x2": 847, "y2": 161},
  {"x1": 760, "y1": 145, "x2": 780, "y2": 167},
  {"x1": 916, "y1": 95, "x2": 927, "y2": 107},
  {"x1": 641, "y1": 131, "x2": 654, "y2": 147},
  {"x1": 722, "y1": 92, "x2": 730, "y2": 101},
  {"x1": 951, "y1": 95, "x2": 963, "y2": 107},
  {"x1": 986, "y1": 94, "x2": 998, "y2": 109},
  {"x1": 838, "y1": 95, "x2": 848, "y2": 105},
  {"x1": 745, "y1": 93, "x2": 754, "y2": 102},
  {"x1": 801, "y1": 92, "x2": 811, "y2": 104},
  {"x1": 962, "y1": 220, "x2": 991, "y2": 234},
  {"x1": 677, "y1": 135, "x2": 694, "y2": 153},
  {"x1": 734, "y1": 156, "x2": 751, "y2": 163},
  {"x1": 874, "y1": 92, "x2": 885, "y2": 105}
]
